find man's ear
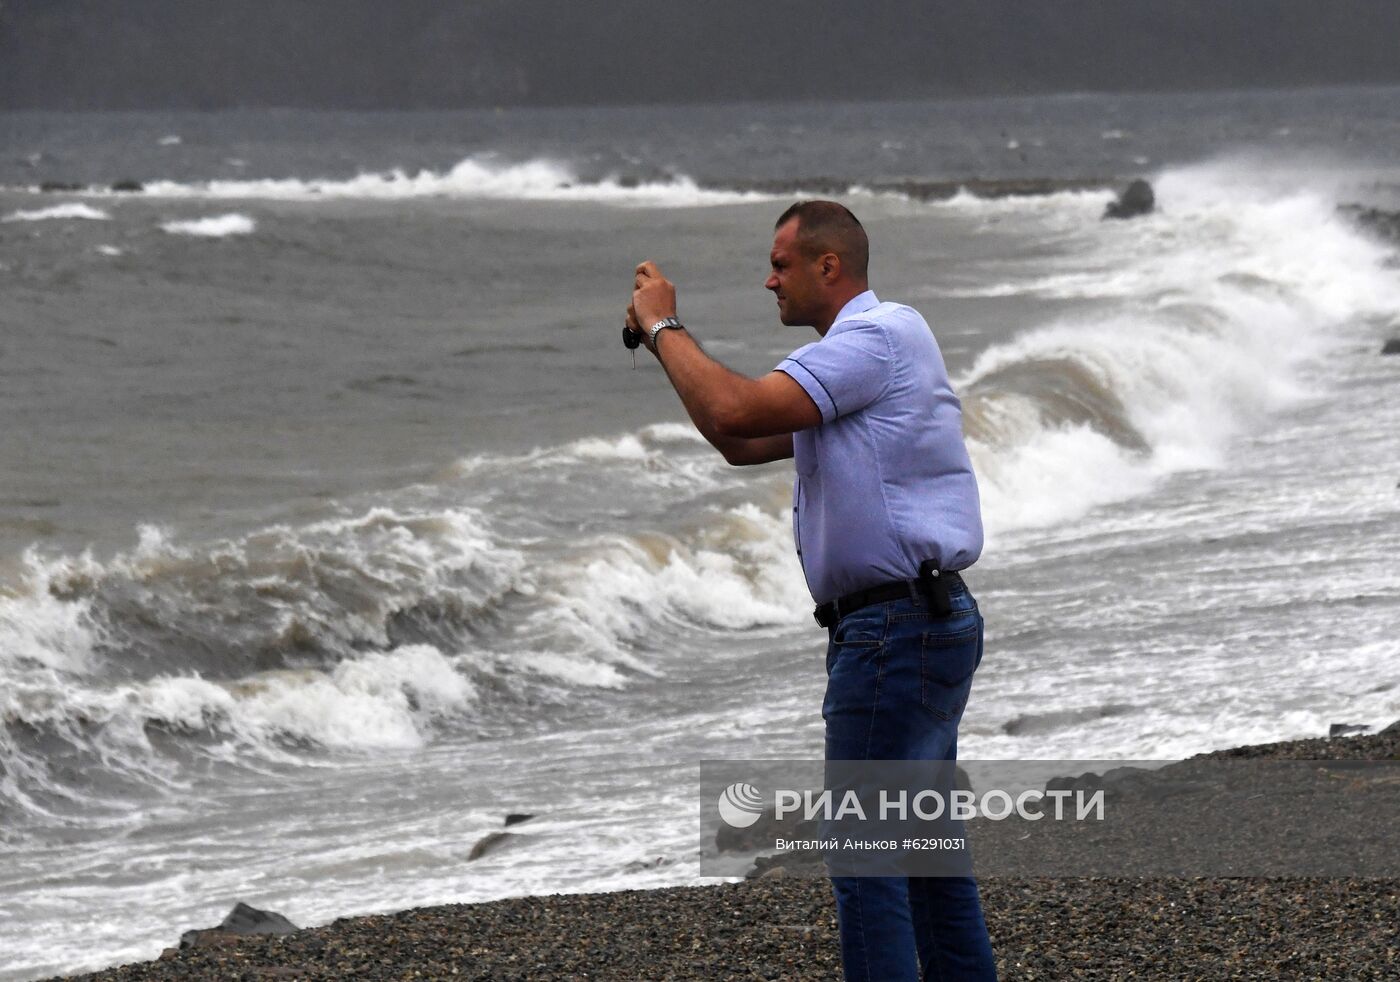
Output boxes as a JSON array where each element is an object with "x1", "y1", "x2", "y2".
[{"x1": 819, "y1": 252, "x2": 841, "y2": 283}]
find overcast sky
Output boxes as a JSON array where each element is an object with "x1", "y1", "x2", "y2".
[{"x1": 4, "y1": 1, "x2": 1400, "y2": 110}]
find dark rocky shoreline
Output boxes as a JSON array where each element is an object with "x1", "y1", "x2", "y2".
[
  {"x1": 51, "y1": 876, "x2": 1400, "y2": 981},
  {"x1": 49, "y1": 726, "x2": 1399, "y2": 981}
]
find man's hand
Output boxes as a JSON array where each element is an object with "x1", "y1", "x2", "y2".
[
  {"x1": 621, "y1": 256, "x2": 812, "y2": 467},
  {"x1": 631, "y1": 261, "x2": 677, "y2": 345}
]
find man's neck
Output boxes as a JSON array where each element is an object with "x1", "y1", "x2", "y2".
[{"x1": 814, "y1": 284, "x2": 871, "y2": 336}]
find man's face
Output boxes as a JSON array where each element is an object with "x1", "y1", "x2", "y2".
[{"x1": 765, "y1": 219, "x2": 824, "y2": 326}]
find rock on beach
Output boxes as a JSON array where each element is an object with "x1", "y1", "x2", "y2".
[{"x1": 176, "y1": 902, "x2": 299, "y2": 951}]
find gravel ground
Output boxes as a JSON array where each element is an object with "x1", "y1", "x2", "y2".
[
  {"x1": 52, "y1": 877, "x2": 1399, "y2": 981},
  {"x1": 1195, "y1": 726, "x2": 1399, "y2": 761},
  {"x1": 51, "y1": 727, "x2": 1399, "y2": 981}
]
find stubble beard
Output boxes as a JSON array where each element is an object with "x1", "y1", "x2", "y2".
[{"x1": 776, "y1": 297, "x2": 810, "y2": 328}]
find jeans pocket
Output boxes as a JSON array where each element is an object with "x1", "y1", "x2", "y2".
[{"x1": 920, "y1": 617, "x2": 982, "y2": 721}]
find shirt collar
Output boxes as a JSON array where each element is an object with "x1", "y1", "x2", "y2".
[{"x1": 829, "y1": 290, "x2": 879, "y2": 334}]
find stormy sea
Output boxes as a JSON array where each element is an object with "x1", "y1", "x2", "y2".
[{"x1": 1, "y1": 86, "x2": 1397, "y2": 979}]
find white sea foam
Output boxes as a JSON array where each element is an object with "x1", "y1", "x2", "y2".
[
  {"x1": 0, "y1": 479, "x2": 810, "y2": 825},
  {"x1": 200, "y1": 643, "x2": 476, "y2": 750},
  {"x1": 932, "y1": 270, "x2": 1140, "y2": 300},
  {"x1": 936, "y1": 186, "x2": 1113, "y2": 219},
  {"x1": 449, "y1": 423, "x2": 715, "y2": 489},
  {"x1": 510, "y1": 651, "x2": 629, "y2": 689},
  {"x1": 3, "y1": 202, "x2": 110, "y2": 222},
  {"x1": 638, "y1": 422, "x2": 710, "y2": 444},
  {"x1": 159, "y1": 213, "x2": 255, "y2": 237},
  {"x1": 0, "y1": 469, "x2": 816, "y2": 808},
  {"x1": 4, "y1": 640, "x2": 476, "y2": 797},
  {"x1": 533, "y1": 502, "x2": 808, "y2": 657},
  {"x1": 134, "y1": 156, "x2": 764, "y2": 207},
  {"x1": 0, "y1": 557, "x2": 104, "y2": 674},
  {"x1": 956, "y1": 161, "x2": 1400, "y2": 539},
  {"x1": 0, "y1": 503, "x2": 529, "y2": 816},
  {"x1": 570, "y1": 434, "x2": 653, "y2": 461},
  {"x1": 967, "y1": 291, "x2": 1317, "y2": 536}
]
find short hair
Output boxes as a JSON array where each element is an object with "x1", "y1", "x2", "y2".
[{"x1": 774, "y1": 200, "x2": 869, "y2": 281}]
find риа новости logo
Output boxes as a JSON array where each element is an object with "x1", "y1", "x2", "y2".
[{"x1": 716, "y1": 783, "x2": 764, "y2": 828}]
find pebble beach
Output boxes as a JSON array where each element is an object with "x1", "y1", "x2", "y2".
[
  {"x1": 54, "y1": 729, "x2": 1399, "y2": 981},
  {"x1": 52, "y1": 877, "x2": 1400, "y2": 981}
]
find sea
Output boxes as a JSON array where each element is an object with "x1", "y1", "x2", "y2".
[{"x1": 2, "y1": 87, "x2": 1398, "y2": 980}]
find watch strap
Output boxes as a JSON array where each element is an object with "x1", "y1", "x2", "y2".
[{"x1": 648, "y1": 316, "x2": 683, "y2": 346}]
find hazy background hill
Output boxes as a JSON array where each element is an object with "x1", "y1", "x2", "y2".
[{"x1": 3, "y1": 0, "x2": 1400, "y2": 109}]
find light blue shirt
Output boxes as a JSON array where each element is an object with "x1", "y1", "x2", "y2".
[{"x1": 776, "y1": 291, "x2": 983, "y2": 603}]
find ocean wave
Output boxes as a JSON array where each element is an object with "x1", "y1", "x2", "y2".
[
  {"x1": 7, "y1": 641, "x2": 473, "y2": 753},
  {"x1": 932, "y1": 185, "x2": 1113, "y2": 215},
  {"x1": 27, "y1": 167, "x2": 1122, "y2": 209},
  {"x1": 448, "y1": 423, "x2": 716, "y2": 491},
  {"x1": 3, "y1": 203, "x2": 110, "y2": 222},
  {"x1": 0, "y1": 504, "x2": 515, "y2": 825},
  {"x1": 0, "y1": 639, "x2": 480, "y2": 836},
  {"x1": 958, "y1": 161, "x2": 1400, "y2": 538},
  {"x1": 6, "y1": 159, "x2": 1396, "y2": 829},
  {"x1": 718, "y1": 176, "x2": 1113, "y2": 205},
  {"x1": 133, "y1": 156, "x2": 764, "y2": 207},
  {"x1": 159, "y1": 213, "x2": 256, "y2": 237},
  {"x1": 0, "y1": 475, "x2": 809, "y2": 826},
  {"x1": 530, "y1": 503, "x2": 808, "y2": 658},
  {"x1": 1, "y1": 506, "x2": 519, "y2": 737}
]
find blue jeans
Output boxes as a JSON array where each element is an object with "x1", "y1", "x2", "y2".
[{"x1": 822, "y1": 581, "x2": 997, "y2": 981}]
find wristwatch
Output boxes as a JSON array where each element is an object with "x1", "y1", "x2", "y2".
[{"x1": 648, "y1": 316, "x2": 684, "y2": 347}]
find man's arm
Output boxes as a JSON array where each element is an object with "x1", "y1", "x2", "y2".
[
  {"x1": 650, "y1": 329, "x2": 798, "y2": 465},
  {"x1": 629, "y1": 262, "x2": 819, "y2": 465}
]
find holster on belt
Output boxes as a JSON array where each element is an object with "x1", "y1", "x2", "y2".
[{"x1": 917, "y1": 559, "x2": 952, "y2": 617}]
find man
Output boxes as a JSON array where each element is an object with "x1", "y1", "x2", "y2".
[{"x1": 628, "y1": 201, "x2": 996, "y2": 981}]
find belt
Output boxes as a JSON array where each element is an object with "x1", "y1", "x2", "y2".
[{"x1": 814, "y1": 567, "x2": 964, "y2": 629}]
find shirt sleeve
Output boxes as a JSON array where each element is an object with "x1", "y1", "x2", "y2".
[{"x1": 775, "y1": 321, "x2": 892, "y2": 423}]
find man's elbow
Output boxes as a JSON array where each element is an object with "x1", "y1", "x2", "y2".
[{"x1": 718, "y1": 444, "x2": 766, "y2": 467}]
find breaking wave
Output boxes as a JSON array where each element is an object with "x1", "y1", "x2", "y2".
[
  {"x1": 0, "y1": 506, "x2": 524, "y2": 826},
  {"x1": 954, "y1": 161, "x2": 1400, "y2": 538},
  {"x1": 0, "y1": 440, "x2": 808, "y2": 827},
  {"x1": 132, "y1": 156, "x2": 764, "y2": 206},
  {"x1": 159, "y1": 213, "x2": 256, "y2": 237},
  {"x1": 3, "y1": 203, "x2": 110, "y2": 222}
]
